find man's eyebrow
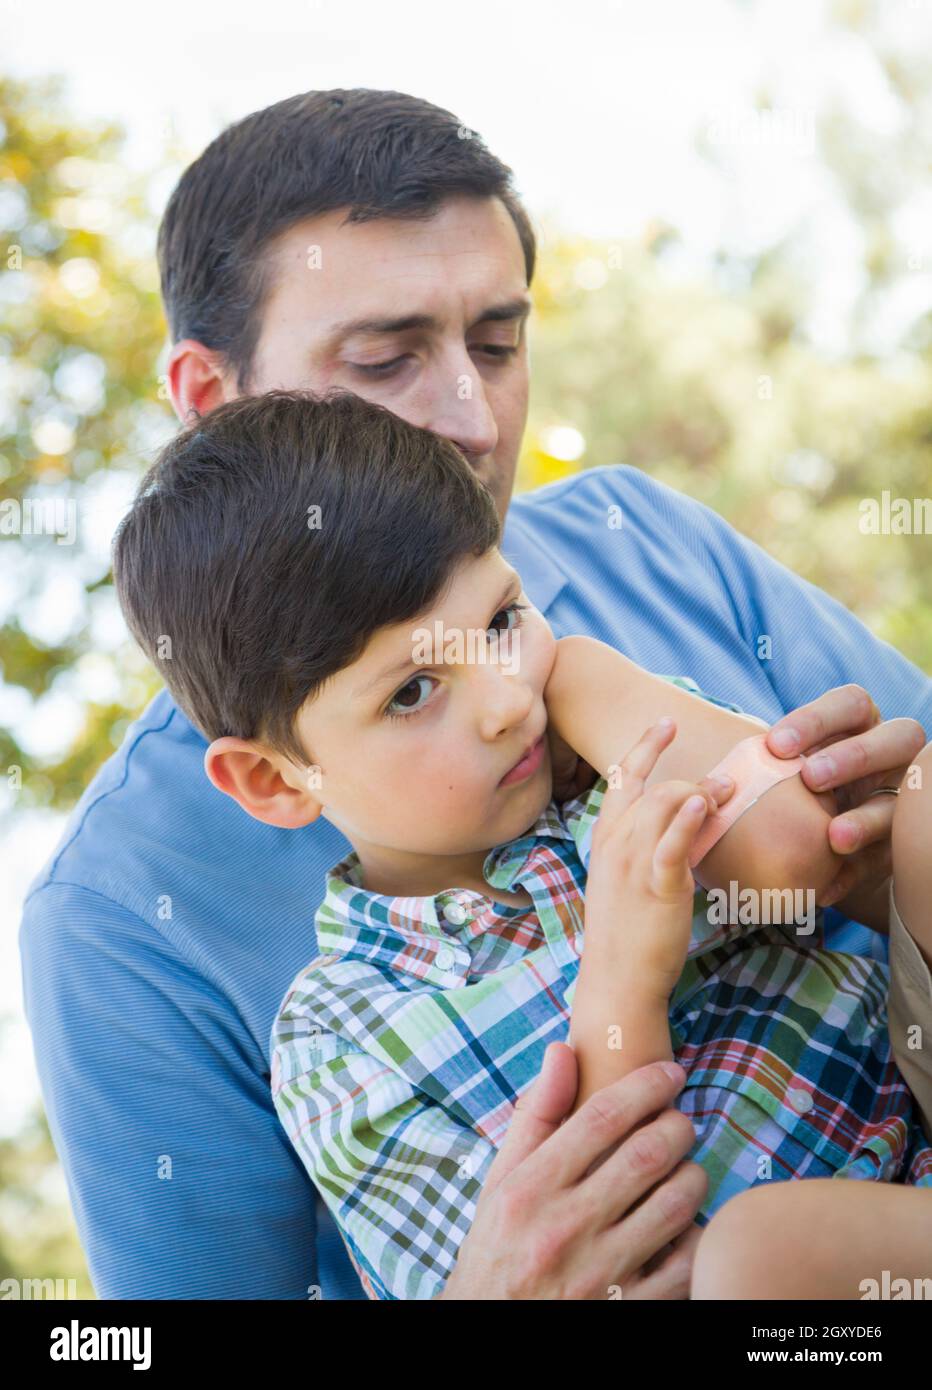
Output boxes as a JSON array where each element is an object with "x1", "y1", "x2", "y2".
[
  {"x1": 328, "y1": 297, "x2": 532, "y2": 345},
  {"x1": 354, "y1": 571, "x2": 523, "y2": 703}
]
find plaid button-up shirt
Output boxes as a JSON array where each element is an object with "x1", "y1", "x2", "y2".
[{"x1": 270, "y1": 677, "x2": 932, "y2": 1300}]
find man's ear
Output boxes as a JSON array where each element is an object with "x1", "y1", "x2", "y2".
[
  {"x1": 167, "y1": 338, "x2": 235, "y2": 425},
  {"x1": 204, "y1": 736, "x2": 322, "y2": 829}
]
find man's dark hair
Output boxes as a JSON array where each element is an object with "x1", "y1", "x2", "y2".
[
  {"x1": 157, "y1": 89, "x2": 537, "y2": 393},
  {"x1": 112, "y1": 389, "x2": 502, "y2": 764}
]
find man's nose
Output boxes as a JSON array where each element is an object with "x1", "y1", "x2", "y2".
[{"x1": 423, "y1": 355, "x2": 499, "y2": 463}]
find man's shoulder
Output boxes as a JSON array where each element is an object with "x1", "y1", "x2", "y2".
[
  {"x1": 510, "y1": 461, "x2": 648, "y2": 511},
  {"x1": 509, "y1": 461, "x2": 705, "y2": 516},
  {"x1": 23, "y1": 688, "x2": 205, "y2": 913},
  {"x1": 506, "y1": 463, "x2": 731, "y2": 567}
]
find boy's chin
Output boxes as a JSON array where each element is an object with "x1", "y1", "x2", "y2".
[{"x1": 500, "y1": 778, "x2": 555, "y2": 839}]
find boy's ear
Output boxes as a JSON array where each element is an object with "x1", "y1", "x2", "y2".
[{"x1": 204, "y1": 736, "x2": 322, "y2": 829}]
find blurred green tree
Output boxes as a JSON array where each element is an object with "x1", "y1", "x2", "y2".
[{"x1": 1, "y1": 72, "x2": 171, "y2": 818}]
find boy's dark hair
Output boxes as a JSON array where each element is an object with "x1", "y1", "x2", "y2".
[
  {"x1": 112, "y1": 389, "x2": 502, "y2": 764},
  {"x1": 157, "y1": 89, "x2": 537, "y2": 393}
]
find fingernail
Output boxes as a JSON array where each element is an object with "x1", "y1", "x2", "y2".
[
  {"x1": 832, "y1": 817, "x2": 860, "y2": 851},
  {"x1": 661, "y1": 1062, "x2": 685, "y2": 1083},
  {"x1": 807, "y1": 754, "x2": 836, "y2": 787},
  {"x1": 771, "y1": 728, "x2": 800, "y2": 754},
  {"x1": 657, "y1": 716, "x2": 674, "y2": 730},
  {"x1": 712, "y1": 775, "x2": 734, "y2": 790},
  {"x1": 686, "y1": 796, "x2": 706, "y2": 813}
]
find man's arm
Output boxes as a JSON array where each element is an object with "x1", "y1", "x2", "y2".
[{"x1": 20, "y1": 883, "x2": 323, "y2": 1299}]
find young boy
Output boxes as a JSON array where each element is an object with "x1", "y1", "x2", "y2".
[{"x1": 112, "y1": 388, "x2": 932, "y2": 1301}]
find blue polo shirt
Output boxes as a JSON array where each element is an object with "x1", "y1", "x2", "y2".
[{"x1": 19, "y1": 463, "x2": 932, "y2": 1299}]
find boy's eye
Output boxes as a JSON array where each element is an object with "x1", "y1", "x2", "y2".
[
  {"x1": 488, "y1": 600, "x2": 528, "y2": 636},
  {"x1": 385, "y1": 673, "x2": 435, "y2": 720},
  {"x1": 383, "y1": 603, "x2": 527, "y2": 721}
]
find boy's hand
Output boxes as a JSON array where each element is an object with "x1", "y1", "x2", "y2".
[{"x1": 585, "y1": 717, "x2": 734, "y2": 1002}]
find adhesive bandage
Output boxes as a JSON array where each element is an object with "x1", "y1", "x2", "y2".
[{"x1": 688, "y1": 734, "x2": 808, "y2": 869}]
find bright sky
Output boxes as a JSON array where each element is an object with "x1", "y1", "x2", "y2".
[
  {"x1": 3, "y1": 0, "x2": 932, "y2": 1135},
  {"x1": 6, "y1": 0, "x2": 927, "y2": 263}
]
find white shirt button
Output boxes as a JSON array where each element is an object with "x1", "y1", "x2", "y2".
[
  {"x1": 787, "y1": 1088, "x2": 814, "y2": 1114},
  {"x1": 442, "y1": 901, "x2": 468, "y2": 927},
  {"x1": 435, "y1": 945, "x2": 456, "y2": 972}
]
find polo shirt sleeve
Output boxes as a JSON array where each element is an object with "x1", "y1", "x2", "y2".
[
  {"x1": 20, "y1": 881, "x2": 321, "y2": 1299},
  {"x1": 620, "y1": 466, "x2": 932, "y2": 731},
  {"x1": 271, "y1": 974, "x2": 495, "y2": 1301}
]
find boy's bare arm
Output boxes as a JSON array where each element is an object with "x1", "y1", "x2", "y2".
[
  {"x1": 566, "y1": 722, "x2": 733, "y2": 1114},
  {"x1": 692, "y1": 1178, "x2": 932, "y2": 1300},
  {"x1": 545, "y1": 634, "x2": 842, "y2": 902}
]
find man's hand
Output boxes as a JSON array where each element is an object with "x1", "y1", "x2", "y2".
[
  {"x1": 766, "y1": 685, "x2": 926, "y2": 929},
  {"x1": 439, "y1": 1052, "x2": 707, "y2": 1300}
]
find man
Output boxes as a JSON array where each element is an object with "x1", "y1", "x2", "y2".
[{"x1": 20, "y1": 88, "x2": 929, "y2": 1300}]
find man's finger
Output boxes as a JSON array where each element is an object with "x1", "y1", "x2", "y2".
[
  {"x1": 820, "y1": 839, "x2": 892, "y2": 908},
  {"x1": 511, "y1": 1061, "x2": 688, "y2": 1196},
  {"x1": 766, "y1": 684, "x2": 881, "y2": 759},
  {"x1": 623, "y1": 1221, "x2": 704, "y2": 1301},
  {"x1": 828, "y1": 788, "x2": 903, "y2": 856},
  {"x1": 801, "y1": 719, "x2": 925, "y2": 794},
  {"x1": 483, "y1": 1042, "x2": 578, "y2": 1195},
  {"x1": 601, "y1": 1157, "x2": 708, "y2": 1287}
]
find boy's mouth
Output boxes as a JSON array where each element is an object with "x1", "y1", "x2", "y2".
[{"x1": 499, "y1": 733, "x2": 546, "y2": 787}]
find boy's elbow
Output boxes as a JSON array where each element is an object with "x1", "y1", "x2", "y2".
[
  {"x1": 701, "y1": 774, "x2": 841, "y2": 903},
  {"x1": 766, "y1": 777, "x2": 840, "y2": 898}
]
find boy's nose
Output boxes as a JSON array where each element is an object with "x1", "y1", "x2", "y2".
[{"x1": 473, "y1": 666, "x2": 535, "y2": 742}]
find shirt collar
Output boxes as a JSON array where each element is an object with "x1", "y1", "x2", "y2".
[{"x1": 316, "y1": 797, "x2": 576, "y2": 985}]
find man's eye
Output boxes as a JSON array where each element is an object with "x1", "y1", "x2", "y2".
[
  {"x1": 473, "y1": 345, "x2": 518, "y2": 360},
  {"x1": 350, "y1": 356, "x2": 408, "y2": 378},
  {"x1": 385, "y1": 674, "x2": 435, "y2": 720},
  {"x1": 351, "y1": 347, "x2": 515, "y2": 379}
]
